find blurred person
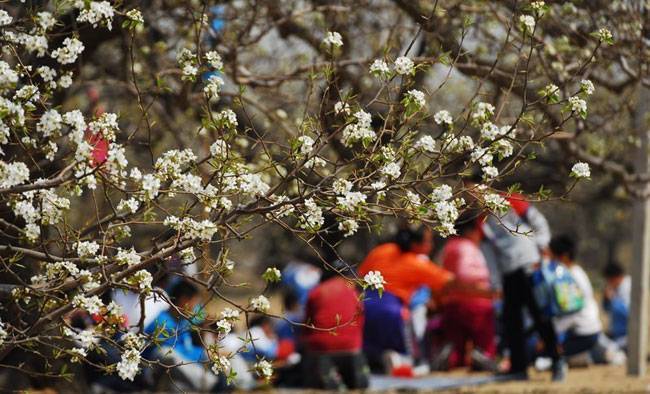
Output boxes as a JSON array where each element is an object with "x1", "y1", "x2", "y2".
[
  {"x1": 602, "y1": 261, "x2": 630, "y2": 348},
  {"x1": 111, "y1": 257, "x2": 189, "y2": 331},
  {"x1": 273, "y1": 290, "x2": 304, "y2": 387},
  {"x1": 300, "y1": 260, "x2": 368, "y2": 390},
  {"x1": 281, "y1": 261, "x2": 322, "y2": 306},
  {"x1": 275, "y1": 289, "x2": 303, "y2": 354},
  {"x1": 358, "y1": 225, "x2": 490, "y2": 375},
  {"x1": 438, "y1": 212, "x2": 497, "y2": 371},
  {"x1": 550, "y1": 235, "x2": 602, "y2": 361},
  {"x1": 478, "y1": 191, "x2": 565, "y2": 381},
  {"x1": 241, "y1": 315, "x2": 279, "y2": 362},
  {"x1": 144, "y1": 279, "x2": 219, "y2": 391}
]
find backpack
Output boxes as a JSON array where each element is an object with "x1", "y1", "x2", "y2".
[{"x1": 531, "y1": 260, "x2": 584, "y2": 317}]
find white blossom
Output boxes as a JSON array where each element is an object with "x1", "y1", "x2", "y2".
[
  {"x1": 471, "y1": 102, "x2": 495, "y2": 125},
  {"x1": 210, "y1": 139, "x2": 229, "y2": 158},
  {"x1": 205, "y1": 51, "x2": 223, "y2": 70},
  {"x1": 77, "y1": 1, "x2": 115, "y2": 30},
  {"x1": 250, "y1": 295, "x2": 271, "y2": 312},
  {"x1": 380, "y1": 162, "x2": 401, "y2": 179},
  {"x1": 214, "y1": 109, "x2": 238, "y2": 129},
  {"x1": 580, "y1": 79, "x2": 595, "y2": 95},
  {"x1": 431, "y1": 184, "x2": 453, "y2": 202},
  {"x1": 482, "y1": 165, "x2": 499, "y2": 179},
  {"x1": 254, "y1": 359, "x2": 273, "y2": 380},
  {"x1": 220, "y1": 307, "x2": 240, "y2": 321},
  {"x1": 299, "y1": 198, "x2": 324, "y2": 230},
  {"x1": 404, "y1": 89, "x2": 426, "y2": 109},
  {"x1": 337, "y1": 191, "x2": 367, "y2": 212},
  {"x1": 117, "y1": 198, "x2": 140, "y2": 214},
  {"x1": 406, "y1": 190, "x2": 421, "y2": 206},
  {"x1": 297, "y1": 135, "x2": 315, "y2": 156},
  {"x1": 204, "y1": 75, "x2": 224, "y2": 98},
  {"x1": 0, "y1": 161, "x2": 30, "y2": 189},
  {"x1": 480, "y1": 122, "x2": 500, "y2": 141},
  {"x1": 0, "y1": 10, "x2": 12, "y2": 26},
  {"x1": 334, "y1": 101, "x2": 351, "y2": 115},
  {"x1": 571, "y1": 162, "x2": 591, "y2": 178},
  {"x1": 322, "y1": 31, "x2": 343, "y2": 48},
  {"x1": 128, "y1": 270, "x2": 152, "y2": 293},
  {"x1": 369, "y1": 59, "x2": 391, "y2": 77},
  {"x1": 0, "y1": 319, "x2": 8, "y2": 347},
  {"x1": 414, "y1": 135, "x2": 436, "y2": 153},
  {"x1": 484, "y1": 193, "x2": 509, "y2": 212},
  {"x1": 519, "y1": 15, "x2": 536, "y2": 33},
  {"x1": 239, "y1": 173, "x2": 270, "y2": 197},
  {"x1": 51, "y1": 37, "x2": 85, "y2": 64},
  {"x1": 339, "y1": 219, "x2": 359, "y2": 237},
  {"x1": 568, "y1": 96, "x2": 587, "y2": 117},
  {"x1": 0, "y1": 61, "x2": 18, "y2": 89},
  {"x1": 596, "y1": 27, "x2": 613, "y2": 43},
  {"x1": 72, "y1": 294, "x2": 103, "y2": 315},
  {"x1": 211, "y1": 355, "x2": 231, "y2": 374},
  {"x1": 394, "y1": 56, "x2": 414, "y2": 75},
  {"x1": 76, "y1": 241, "x2": 99, "y2": 258},
  {"x1": 141, "y1": 174, "x2": 161, "y2": 200},
  {"x1": 126, "y1": 9, "x2": 144, "y2": 24},
  {"x1": 116, "y1": 349, "x2": 141, "y2": 381},
  {"x1": 116, "y1": 248, "x2": 141, "y2": 267},
  {"x1": 341, "y1": 110, "x2": 376, "y2": 147},
  {"x1": 434, "y1": 110, "x2": 453, "y2": 126},
  {"x1": 470, "y1": 146, "x2": 493, "y2": 166},
  {"x1": 37, "y1": 109, "x2": 62, "y2": 137},
  {"x1": 363, "y1": 270, "x2": 386, "y2": 292},
  {"x1": 262, "y1": 267, "x2": 282, "y2": 283}
]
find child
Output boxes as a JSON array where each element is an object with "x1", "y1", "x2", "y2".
[
  {"x1": 144, "y1": 280, "x2": 219, "y2": 391},
  {"x1": 550, "y1": 235, "x2": 602, "y2": 359},
  {"x1": 602, "y1": 261, "x2": 630, "y2": 348}
]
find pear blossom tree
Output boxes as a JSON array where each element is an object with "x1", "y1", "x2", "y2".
[{"x1": 0, "y1": 0, "x2": 629, "y2": 387}]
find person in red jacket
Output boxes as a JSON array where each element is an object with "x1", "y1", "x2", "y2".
[{"x1": 300, "y1": 260, "x2": 368, "y2": 390}]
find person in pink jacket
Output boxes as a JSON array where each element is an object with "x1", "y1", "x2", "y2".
[{"x1": 439, "y1": 212, "x2": 496, "y2": 370}]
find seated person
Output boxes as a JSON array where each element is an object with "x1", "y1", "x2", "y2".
[
  {"x1": 358, "y1": 225, "x2": 489, "y2": 373},
  {"x1": 550, "y1": 236, "x2": 602, "y2": 360},
  {"x1": 439, "y1": 212, "x2": 496, "y2": 371},
  {"x1": 241, "y1": 315, "x2": 279, "y2": 362},
  {"x1": 602, "y1": 261, "x2": 631, "y2": 348},
  {"x1": 144, "y1": 279, "x2": 218, "y2": 391},
  {"x1": 274, "y1": 290, "x2": 303, "y2": 361},
  {"x1": 300, "y1": 260, "x2": 368, "y2": 390}
]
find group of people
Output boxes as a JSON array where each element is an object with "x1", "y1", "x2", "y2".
[
  {"x1": 265, "y1": 193, "x2": 631, "y2": 390},
  {"x1": 68, "y1": 193, "x2": 632, "y2": 392}
]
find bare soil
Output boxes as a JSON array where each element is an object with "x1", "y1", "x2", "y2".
[{"x1": 439, "y1": 364, "x2": 650, "y2": 393}]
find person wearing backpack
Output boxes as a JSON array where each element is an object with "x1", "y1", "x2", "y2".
[
  {"x1": 478, "y1": 192, "x2": 565, "y2": 381},
  {"x1": 550, "y1": 235, "x2": 602, "y2": 360}
]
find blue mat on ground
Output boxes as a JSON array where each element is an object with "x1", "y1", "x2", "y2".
[{"x1": 369, "y1": 374, "x2": 501, "y2": 391}]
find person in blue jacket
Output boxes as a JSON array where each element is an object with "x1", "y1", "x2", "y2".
[
  {"x1": 144, "y1": 279, "x2": 206, "y2": 363},
  {"x1": 602, "y1": 262, "x2": 630, "y2": 348}
]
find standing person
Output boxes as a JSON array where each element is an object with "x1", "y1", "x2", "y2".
[
  {"x1": 550, "y1": 235, "x2": 602, "y2": 359},
  {"x1": 480, "y1": 192, "x2": 565, "y2": 381},
  {"x1": 602, "y1": 261, "x2": 631, "y2": 348},
  {"x1": 439, "y1": 212, "x2": 497, "y2": 371},
  {"x1": 300, "y1": 260, "x2": 368, "y2": 390}
]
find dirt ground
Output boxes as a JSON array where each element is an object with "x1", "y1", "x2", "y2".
[{"x1": 439, "y1": 364, "x2": 650, "y2": 393}]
